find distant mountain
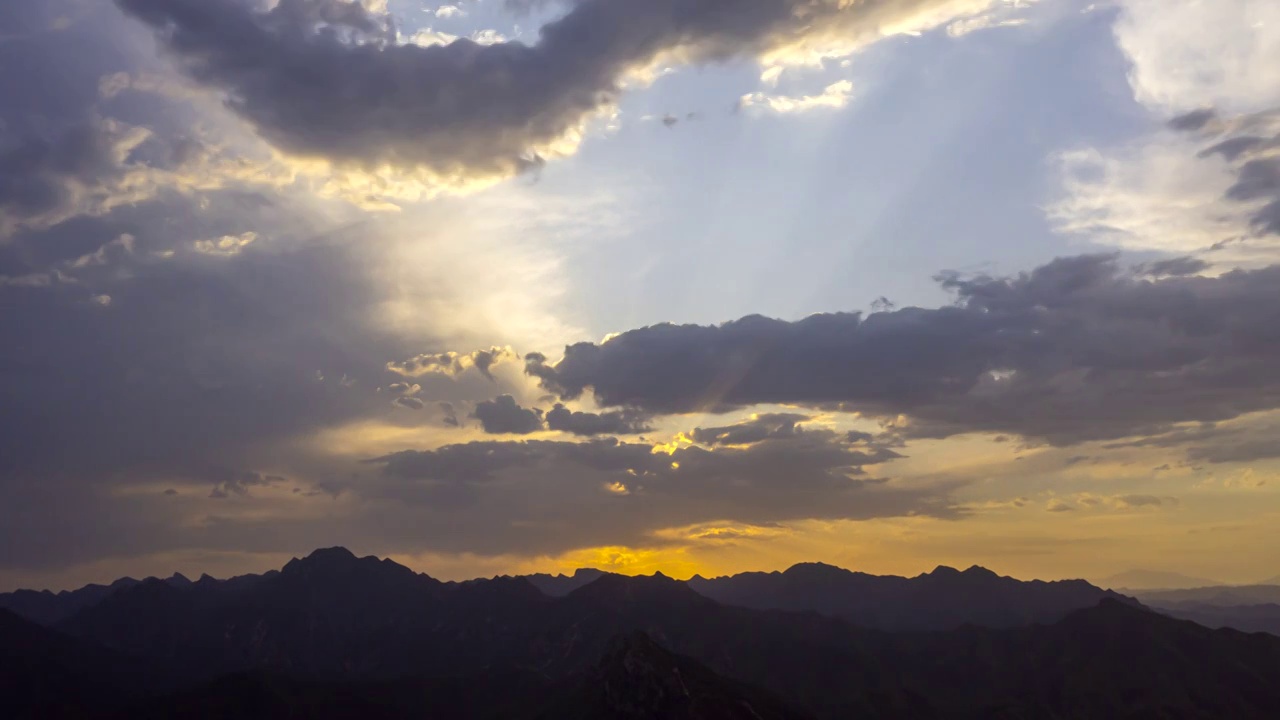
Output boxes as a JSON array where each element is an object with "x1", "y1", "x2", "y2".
[
  {"x1": 1134, "y1": 585, "x2": 1280, "y2": 608},
  {"x1": 57, "y1": 547, "x2": 461, "y2": 678},
  {"x1": 1151, "y1": 603, "x2": 1280, "y2": 637},
  {"x1": 1097, "y1": 569, "x2": 1224, "y2": 590},
  {"x1": 686, "y1": 562, "x2": 1134, "y2": 630},
  {"x1": 1126, "y1": 585, "x2": 1280, "y2": 636},
  {"x1": 0, "y1": 576, "x2": 141, "y2": 626},
  {"x1": 524, "y1": 568, "x2": 608, "y2": 597},
  {"x1": 9, "y1": 549, "x2": 1280, "y2": 718},
  {"x1": 0, "y1": 572, "x2": 254, "y2": 626},
  {"x1": 1263, "y1": 576, "x2": 1280, "y2": 586}
]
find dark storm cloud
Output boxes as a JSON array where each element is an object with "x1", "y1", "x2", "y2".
[
  {"x1": 115, "y1": 0, "x2": 980, "y2": 178},
  {"x1": 363, "y1": 430, "x2": 952, "y2": 555},
  {"x1": 0, "y1": 120, "x2": 135, "y2": 235},
  {"x1": 690, "y1": 413, "x2": 809, "y2": 446},
  {"x1": 528, "y1": 255, "x2": 1280, "y2": 445},
  {"x1": 0, "y1": 3, "x2": 426, "y2": 499},
  {"x1": 472, "y1": 395, "x2": 544, "y2": 434},
  {"x1": 0, "y1": 1, "x2": 158, "y2": 238},
  {"x1": 0, "y1": 227, "x2": 416, "y2": 482},
  {"x1": 544, "y1": 403, "x2": 651, "y2": 436},
  {"x1": 0, "y1": 213, "x2": 474, "y2": 573},
  {"x1": 3, "y1": 425, "x2": 952, "y2": 576}
]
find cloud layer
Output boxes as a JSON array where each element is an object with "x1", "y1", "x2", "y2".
[
  {"x1": 530, "y1": 255, "x2": 1280, "y2": 444},
  {"x1": 116, "y1": 0, "x2": 1004, "y2": 182}
]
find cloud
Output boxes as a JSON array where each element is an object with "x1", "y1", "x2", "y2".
[
  {"x1": 1045, "y1": 499, "x2": 1074, "y2": 513},
  {"x1": 1050, "y1": 110, "x2": 1280, "y2": 263},
  {"x1": 544, "y1": 403, "x2": 651, "y2": 436},
  {"x1": 690, "y1": 413, "x2": 809, "y2": 446},
  {"x1": 0, "y1": 118, "x2": 150, "y2": 237},
  {"x1": 1050, "y1": 1, "x2": 1280, "y2": 264},
  {"x1": 1187, "y1": 438, "x2": 1280, "y2": 465},
  {"x1": 439, "y1": 402, "x2": 460, "y2": 427},
  {"x1": 207, "y1": 468, "x2": 282, "y2": 498},
  {"x1": 739, "y1": 80, "x2": 853, "y2": 114},
  {"x1": 946, "y1": 15, "x2": 1027, "y2": 38},
  {"x1": 116, "y1": 0, "x2": 1009, "y2": 185},
  {"x1": 387, "y1": 346, "x2": 517, "y2": 380},
  {"x1": 1138, "y1": 256, "x2": 1210, "y2": 277},
  {"x1": 1113, "y1": 0, "x2": 1280, "y2": 116},
  {"x1": 1112, "y1": 494, "x2": 1177, "y2": 509},
  {"x1": 472, "y1": 394, "x2": 544, "y2": 434},
  {"x1": 193, "y1": 231, "x2": 258, "y2": 257},
  {"x1": 528, "y1": 254, "x2": 1280, "y2": 445},
  {"x1": 70, "y1": 234, "x2": 136, "y2": 269},
  {"x1": 362, "y1": 431, "x2": 954, "y2": 555}
]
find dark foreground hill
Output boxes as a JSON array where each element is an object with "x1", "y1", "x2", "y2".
[{"x1": 5, "y1": 549, "x2": 1280, "y2": 718}]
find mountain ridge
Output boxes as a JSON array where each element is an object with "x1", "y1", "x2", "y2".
[{"x1": 5, "y1": 550, "x2": 1280, "y2": 718}]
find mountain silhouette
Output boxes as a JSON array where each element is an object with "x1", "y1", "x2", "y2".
[
  {"x1": 686, "y1": 562, "x2": 1135, "y2": 630},
  {"x1": 524, "y1": 568, "x2": 609, "y2": 597},
  {"x1": 7, "y1": 549, "x2": 1280, "y2": 718},
  {"x1": 1097, "y1": 569, "x2": 1224, "y2": 590},
  {"x1": 1126, "y1": 584, "x2": 1280, "y2": 636},
  {"x1": 0, "y1": 576, "x2": 142, "y2": 626}
]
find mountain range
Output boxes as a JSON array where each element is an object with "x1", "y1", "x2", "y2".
[
  {"x1": 1125, "y1": 584, "x2": 1280, "y2": 637},
  {"x1": 1097, "y1": 569, "x2": 1226, "y2": 590},
  {"x1": 687, "y1": 562, "x2": 1136, "y2": 630},
  {"x1": 4, "y1": 548, "x2": 1280, "y2": 718}
]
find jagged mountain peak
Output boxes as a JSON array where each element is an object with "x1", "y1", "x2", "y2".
[
  {"x1": 784, "y1": 561, "x2": 853, "y2": 577},
  {"x1": 569, "y1": 571, "x2": 707, "y2": 607}
]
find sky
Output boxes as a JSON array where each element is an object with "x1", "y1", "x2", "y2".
[{"x1": 2, "y1": 0, "x2": 1279, "y2": 591}]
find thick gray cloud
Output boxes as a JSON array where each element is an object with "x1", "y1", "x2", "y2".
[
  {"x1": 529, "y1": 255, "x2": 1280, "y2": 444},
  {"x1": 0, "y1": 3, "x2": 422, "y2": 502},
  {"x1": 364, "y1": 430, "x2": 952, "y2": 555},
  {"x1": 472, "y1": 394, "x2": 544, "y2": 434},
  {"x1": 544, "y1": 403, "x2": 651, "y2": 436},
  {"x1": 0, "y1": 120, "x2": 131, "y2": 236},
  {"x1": 115, "y1": 0, "x2": 990, "y2": 178},
  {"x1": 0, "y1": 2, "x2": 158, "y2": 239},
  {"x1": 690, "y1": 413, "x2": 809, "y2": 446}
]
